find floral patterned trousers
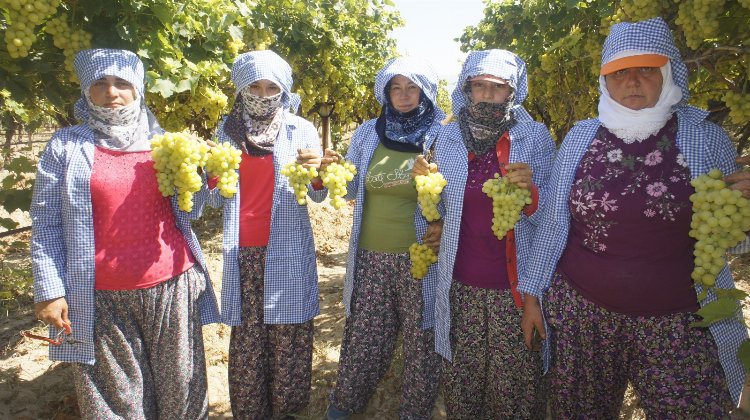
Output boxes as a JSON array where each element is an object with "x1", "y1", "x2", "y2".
[
  {"x1": 228, "y1": 246, "x2": 314, "y2": 420},
  {"x1": 330, "y1": 250, "x2": 441, "y2": 419},
  {"x1": 442, "y1": 282, "x2": 546, "y2": 420},
  {"x1": 72, "y1": 266, "x2": 209, "y2": 420},
  {"x1": 545, "y1": 273, "x2": 733, "y2": 419}
]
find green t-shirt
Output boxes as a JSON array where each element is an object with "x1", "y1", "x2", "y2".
[{"x1": 359, "y1": 143, "x2": 419, "y2": 252}]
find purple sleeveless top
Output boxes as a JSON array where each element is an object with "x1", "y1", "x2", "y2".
[
  {"x1": 453, "y1": 149, "x2": 510, "y2": 290},
  {"x1": 557, "y1": 116, "x2": 699, "y2": 316}
]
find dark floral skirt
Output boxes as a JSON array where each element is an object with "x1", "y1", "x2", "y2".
[
  {"x1": 228, "y1": 246, "x2": 314, "y2": 420},
  {"x1": 545, "y1": 272, "x2": 732, "y2": 418},
  {"x1": 330, "y1": 249, "x2": 441, "y2": 419}
]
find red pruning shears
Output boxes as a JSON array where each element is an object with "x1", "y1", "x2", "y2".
[{"x1": 22, "y1": 322, "x2": 82, "y2": 346}]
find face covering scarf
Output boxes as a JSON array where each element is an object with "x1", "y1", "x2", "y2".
[
  {"x1": 223, "y1": 88, "x2": 284, "y2": 156},
  {"x1": 84, "y1": 90, "x2": 151, "y2": 152},
  {"x1": 458, "y1": 82, "x2": 516, "y2": 156},
  {"x1": 376, "y1": 90, "x2": 436, "y2": 153}
]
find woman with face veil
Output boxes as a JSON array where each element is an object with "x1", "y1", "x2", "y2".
[{"x1": 207, "y1": 50, "x2": 328, "y2": 419}]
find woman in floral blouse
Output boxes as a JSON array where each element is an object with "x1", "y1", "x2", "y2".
[{"x1": 519, "y1": 17, "x2": 748, "y2": 417}]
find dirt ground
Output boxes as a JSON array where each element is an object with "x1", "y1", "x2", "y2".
[{"x1": 2, "y1": 198, "x2": 750, "y2": 419}]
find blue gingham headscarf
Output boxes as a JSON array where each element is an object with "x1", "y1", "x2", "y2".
[
  {"x1": 374, "y1": 57, "x2": 443, "y2": 113},
  {"x1": 230, "y1": 50, "x2": 301, "y2": 113},
  {"x1": 73, "y1": 49, "x2": 160, "y2": 151},
  {"x1": 373, "y1": 57, "x2": 446, "y2": 151},
  {"x1": 598, "y1": 18, "x2": 686, "y2": 142},
  {"x1": 75, "y1": 49, "x2": 145, "y2": 98},
  {"x1": 451, "y1": 49, "x2": 530, "y2": 118},
  {"x1": 601, "y1": 17, "x2": 689, "y2": 102}
]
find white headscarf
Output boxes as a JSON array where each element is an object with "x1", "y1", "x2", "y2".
[{"x1": 597, "y1": 50, "x2": 683, "y2": 144}]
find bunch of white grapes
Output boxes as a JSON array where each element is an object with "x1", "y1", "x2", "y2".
[
  {"x1": 409, "y1": 242, "x2": 437, "y2": 280},
  {"x1": 415, "y1": 172, "x2": 447, "y2": 222},
  {"x1": 689, "y1": 169, "x2": 750, "y2": 287},
  {"x1": 320, "y1": 160, "x2": 357, "y2": 210},
  {"x1": 675, "y1": 0, "x2": 724, "y2": 50},
  {"x1": 1, "y1": 0, "x2": 60, "y2": 58},
  {"x1": 619, "y1": 0, "x2": 662, "y2": 22},
  {"x1": 205, "y1": 142, "x2": 242, "y2": 198},
  {"x1": 43, "y1": 13, "x2": 92, "y2": 78},
  {"x1": 281, "y1": 162, "x2": 318, "y2": 205},
  {"x1": 151, "y1": 132, "x2": 209, "y2": 212},
  {"x1": 723, "y1": 91, "x2": 750, "y2": 126},
  {"x1": 482, "y1": 173, "x2": 531, "y2": 240}
]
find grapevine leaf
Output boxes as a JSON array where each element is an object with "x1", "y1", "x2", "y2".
[
  {"x1": 236, "y1": 1, "x2": 252, "y2": 17},
  {"x1": 5, "y1": 156, "x2": 35, "y2": 173},
  {"x1": 152, "y1": 3, "x2": 174, "y2": 26},
  {"x1": 228, "y1": 25, "x2": 244, "y2": 41},
  {"x1": 0, "y1": 189, "x2": 33, "y2": 213},
  {"x1": 691, "y1": 297, "x2": 740, "y2": 327},
  {"x1": 697, "y1": 289, "x2": 709, "y2": 302},
  {"x1": 149, "y1": 79, "x2": 177, "y2": 98},
  {"x1": 175, "y1": 78, "x2": 195, "y2": 93},
  {"x1": 715, "y1": 288, "x2": 749, "y2": 301}
]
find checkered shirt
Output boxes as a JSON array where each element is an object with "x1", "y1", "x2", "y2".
[
  {"x1": 207, "y1": 113, "x2": 325, "y2": 325},
  {"x1": 432, "y1": 117, "x2": 556, "y2": 361},
  {"x1": 31, "y1": 125, "x2": 220, "y2": 365},
  {"x1": 231, "y1": 50, "x2": 301, "y2": 113}
]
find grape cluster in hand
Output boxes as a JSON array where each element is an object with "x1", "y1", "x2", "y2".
[
  {"x1": 281, "y1": 162, "x2": 318, "y2": 205},
  {"x1": 205, "y1": 142, "x2": 242, "y2": 198},
  {"x1": 409, "y1": 242, "x2": 437, "y2": 279},
  {"x1": 320, "y1": 160, "x2": 357, "y2": 210},
  {"x1": 482, "y1": 173, "x2": 531, "y2": 240},
  {"x1": 415, "y1": 172, "x2": 447, "y2": 222},
  {"x1": 689, "y1": 169, "x2": 750, "y2": 287}
]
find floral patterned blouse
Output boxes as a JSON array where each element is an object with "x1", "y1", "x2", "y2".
[{"x1": 557, "y1": 116, "x2": 699, "y2": 316}]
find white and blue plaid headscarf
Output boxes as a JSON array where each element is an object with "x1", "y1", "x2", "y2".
[
  {"x1": 598, "y1": 18, "x2": 686, "y2": 143},
  {"x1": 453, "y1": 49, "x2": 533, "y2": 155},
  {"x1": 373, "y1": 57, "x2": 446, "y2": 151},
  {"x1": 230, "y1": 50, "x2": 301, "y2": 113},
  {"x1": 374, "y1": 57, "x2": 442, "y2": 110},
  {"x1": 74, "y1": 48, "x2": 160, "y2": 151},
  {"x1": 451, "y1": 49, "x2": 531, "y2": 118},
  {"x1": 600, "y1": 17, "x2": 689, "y2": 102}
]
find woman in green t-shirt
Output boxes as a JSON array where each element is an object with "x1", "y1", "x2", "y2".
[{"x1": 325, "y1": 57, "x2": 445, "y2": 420}]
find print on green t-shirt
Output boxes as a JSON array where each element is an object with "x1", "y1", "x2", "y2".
[{"x1": 359, "y1": 143, "x2": 419, "y2": 252}]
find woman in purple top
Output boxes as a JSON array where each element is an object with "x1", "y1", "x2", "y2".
[
  {"x1": 413, "y1": 49, "x2": 555, "y2": 418},
  {"x1": 519, "y1": 18, "x2": 749, "y2": 417}
]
